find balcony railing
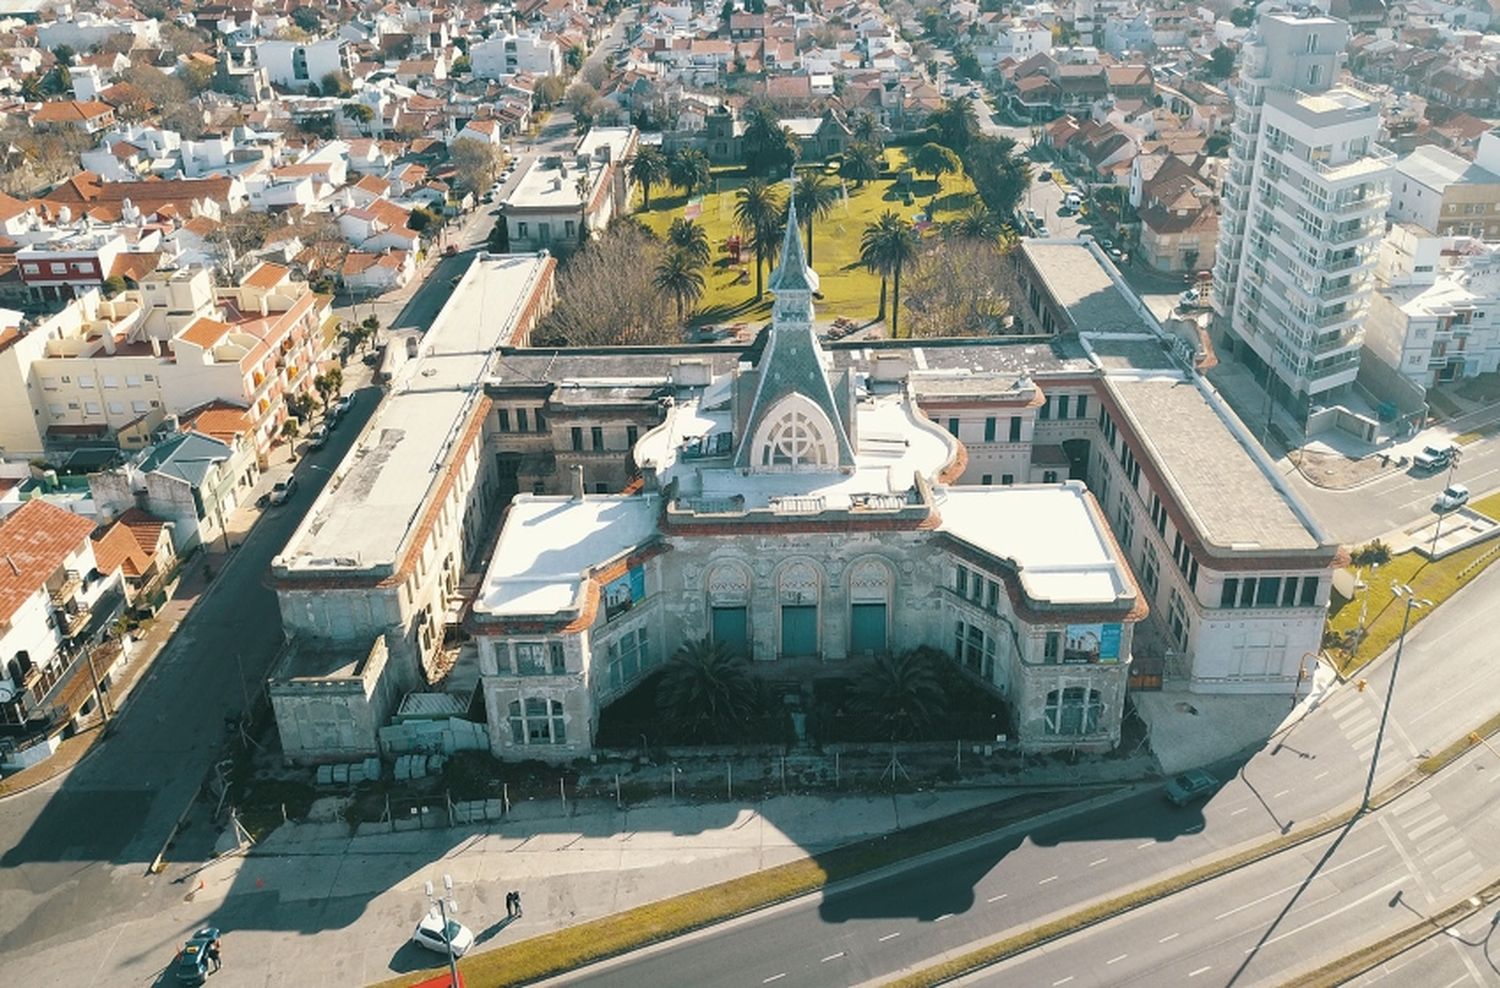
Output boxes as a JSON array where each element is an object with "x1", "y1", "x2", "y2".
[{"x1": 1329, "y1": 192, "x2": 1391, "y2": 215}]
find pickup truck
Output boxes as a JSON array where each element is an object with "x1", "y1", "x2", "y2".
[{"x1": 1412, "y1": 444, "x2": 1457, "y2": 472}]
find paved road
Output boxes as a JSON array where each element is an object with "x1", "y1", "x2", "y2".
[
  {"x1": 0, "y1": 389, "x2": 379, "y2": 962},
  {"x1": 559, "y1": 563, "x2": 1500, "y2": 988},
  {"x1": 968, "y1": 741, "x2": 1500, "y2": 988}
]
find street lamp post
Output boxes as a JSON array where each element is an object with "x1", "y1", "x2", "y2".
[
  {"x1": 1360, "y1": 583, "x2": 1430, "y2": 812},
  {"x1": 1428, "y1": 449, "x2": 1464, "y2": 557},
  {"x1": 424, "y1": 874, "x2": 462, "y2": 988}
]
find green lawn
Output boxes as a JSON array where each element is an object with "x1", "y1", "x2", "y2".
[
  {"x1": 1326, "y1": 489, "x2": 1500, "y2": 674},
  {"x1": 634, "y1": 150, "x2": 982, "y2": 326}
]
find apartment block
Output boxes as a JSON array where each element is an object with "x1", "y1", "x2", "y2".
[
  {"x1": 1213, "y1": 13, "x2": 1393, "y2": 417},
  {"x1": 1388, "y1": 132, "x2": 1500, "y2": 241}
]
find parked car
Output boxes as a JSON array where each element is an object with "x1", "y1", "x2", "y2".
[
  {"x1": 1178, "y1": 289, "x2": 1206, "y2": 310},
  {"x1": 269, "y1": 477, "x2": 298, "y2": 506},
  {"x1": 1063, "y1": 191, "x2": 1083, "y2": 209},
  {"x1": 333, "y1": 393, "x2": 357, "y2": 418},
  {"x1": 308, "y1": 423, "x2": 329, "y2": 450},
  {"x1": 1034, "y1": 222, "x2": 1050, "y2": 238},
  {"x1": 1412, "y1": 444, "x2": 1456, "y2": 472},
  {"x1": 443, "y1": 244, "x2": 458, "y2": 257},
  {"x1": 412, "y1": 912, "x2": 475, "y2": 957},
  {"x1": 174, "y1": 928, "x2": 220, "y2": 985},
  {"x1": 1164, "y1": 769, "x2": 1219, "y2": 807},
  {"x1": 1038, "y1": 169, "x2": 1053, "y2": 181},
  {"x1": 1435, "y1": 483, "x2": 1470, "y2": 512}
]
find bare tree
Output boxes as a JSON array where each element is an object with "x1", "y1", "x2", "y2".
[
  {"x1": 535, "y1": 224, "x2": 678, "y2": 346},
  {"x1": 901, "y1": 239, "x2": 1016, "y2": 338}
]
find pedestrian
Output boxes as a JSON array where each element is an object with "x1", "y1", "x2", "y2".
[
  {"x1": 514, "y1": 890, "x2": 523, "y2": 918},
  {"x1": 505, "y1": 891, "x2": 515, "y2": 917},
  {"x1": 207, "y1": 938, "x2": 221, "y2": 973}
]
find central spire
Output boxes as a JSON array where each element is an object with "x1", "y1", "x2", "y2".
[{"x1": 768, "y1": 177, "x2": 819, "y2": 294}]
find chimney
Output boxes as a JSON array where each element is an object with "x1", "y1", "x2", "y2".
[{"x1": 570, "y1": 465, "x2": 585, "y2": 500}]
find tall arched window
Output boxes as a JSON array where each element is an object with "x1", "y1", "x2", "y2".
[
  {"x1": 705, "y1": 561, "x2": 752, "y2": 658},
  {"x1": 777, "y1": 560, "x2": 821, "y2": 658},
  {"x1": 848, "y1": 557, "x2": 893, "y2": 657},
  {"x1": 1044, "y1": 687, "x2": 1103, "y2": 736}
]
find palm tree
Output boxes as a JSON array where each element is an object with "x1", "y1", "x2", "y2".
[
  {"x1": 859, "y1": 211, "x2": 919, "y2": 336},
  {"x1": 629, "y1": 145, "x2": 669, "y2": 210},
  {"x1": 667, "y1": 147, "x2": 711, "y2": 197},
  {"x1": 741, "y1": 102, "x2": 798, "y2": 176},
  {"x1": 733, "y1": 178, "x2": 784, "y2": 299},
  {"x1": 852, "y1": 111, "x2": 880, "y2": 146},
  {"x1": 946, "y1": 204, "x2": 1001, "y2": 242},
  {"x1": 853, "y1": 649, "x2": 947, "y2": 741},
  {"x1": 667, "y1": 218, "x2": 711, "y2": 268},
  {"x1": 925, "y1": 97, "x2": 979, "y2": 154},
  {"x1": 653, "y1": 247, "x2": 707, "y2": 325},
  {"x1": 792, "y1": 171, "x2": 838, "y2": 265},
  {"x1": 841, "y1": 142, "x2": 882, "y2": 188},
  {"x1": 657, "y1": 637, "x2": 760, "y2": 742}
]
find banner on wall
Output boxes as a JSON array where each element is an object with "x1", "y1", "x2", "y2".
[
  {"x1": 604, "y1": 565, "x2": 647, "y2": 620},
  {"x1": 1063, "y1": 623, "x2": 1122, "y2": 663}
]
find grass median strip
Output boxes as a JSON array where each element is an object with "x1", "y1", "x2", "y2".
[{"x1": 371, "y1": 790, "x2": 1097, "y2": 988}]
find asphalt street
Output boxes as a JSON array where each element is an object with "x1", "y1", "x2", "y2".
[
  {"x1": 559, "y1": 562, "x2": 1500, "y2": 988},
  {"x1": 0, "y1": 389, "x2": 378, "y2": 963},
  {"x1": 969, "y1": 741, "x2": 1500, "y2": 988}
]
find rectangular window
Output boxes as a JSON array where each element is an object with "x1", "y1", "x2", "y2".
[
  {"x1": 956, "y1": 565, "x2": 968, "y2": 597},
  {"x1": 1220, "y1": 578, "x2": 1239, "y2": 609},
  {"x1": 498, "y1": 408, "x2": 511, "y2": 431},
  {"x1": 591, "y1": 426, "x2": 605, "y2": 451},
  {"x1": 571, "y1": 427, "x2": 583, "y2": 451},
  {"x1": 850, "y1": 603, "x2": 887, "y2": 654},
  {"x1": 984, "y1": 417, "x2": 996, "y2": 442},
  {"x1": 626, "y1": 425, "x2": 639, "y2": 447},
  {"x1": 515, "y1": 642, "x2": 547, "y2": 675},
  {"x1": 947, "y1": 417, "x2": 960, "y2": 437},
  {"x1": 1040, "y1": 396, "x2": 1051, "y2": 420},
  {"x1": 1009, "y1": 416, "x2": 1022, "y2": 442},
  {"x1": 548, "y1": 642, "x2": 566, "y2": 674},
  {"x1": 1057, "y1": 395, "x2": 1070, "y2": 419},
  {"x1": 986, "y1": 579, "x2": 998, "y2": 611},
  {"x1": 1300, "y1": 578, "x2": 1319, "y2": 607},
  {"x1": 1043, "y1": 631, "x2": 1061, "y2": 662},
  {"x1": 1257, "y1": 577, "x2": 1281, "y2": 607},
  {"x1": 780, "y1": 604, "x2": 818, "y2": 657},
  {"x1": 981, "y1": 474, "x2": 993, "y2": 485},
  {"x1": 534, "y1": 408, "x2": 546, "y2": 431},
  {"x1": 1075, "y1": 394, "x2": 1088, "y2": 419},
  {"x1": 517, "y1": 221, "x2": 528, "y2": 238},
  {"x1": 516, "y1": 408, "x2": 529, "y2": 432},
  {"x1": 1001, "y1": 473, "x2": 1014, "y2": 485},
  {"x1": 1281, "y1": 577, "x2": 1299, "y2": 607},
  {"x1": 1239, "y1": 578, "x2": 1257, "y2": 608}
]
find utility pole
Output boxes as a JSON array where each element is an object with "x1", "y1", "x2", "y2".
[
  {"x1": 1429, "y1": 447, "x2": 1463, "y2": 557},
  {"x1": 425, "y1": 874, "x2": 462, "y2": 988}
]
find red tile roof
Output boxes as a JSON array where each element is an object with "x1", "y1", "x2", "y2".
[
  {"x1": 0, "y1": 500, "x2": 98, "y2": 625},
  {"x1": 91, "y1": 520, "x2": 150, "y2": 578}
]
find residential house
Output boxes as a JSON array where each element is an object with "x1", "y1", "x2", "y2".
[{"x1": 90, "y1": 430, "x2": 252, "y2": 553}]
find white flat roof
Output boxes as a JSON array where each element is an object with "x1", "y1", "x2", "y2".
[
  {"x1": 937, "y1": 484, "x2": 1131, "y2": 607},
  {"x1": 275, "y1": 253, "x2": 550, "y2": 576},
  {"x1": 474, "y1": 494, "x2": 660, "y2": 618},
  {"x1": 505, "y1": 156, "x2": 600, "y2": 210}
]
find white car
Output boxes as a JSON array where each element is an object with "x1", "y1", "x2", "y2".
[
  {"x1": 412, "y1": 912, "x2": 475, "y2": 957},
  {"x1": 1434, "y1": 484, "x2": 1470, "y2": 512}
]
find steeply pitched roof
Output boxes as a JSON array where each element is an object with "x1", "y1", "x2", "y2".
[
  {"x1": 91, "y1": 520, "x2": 151, "y2": 578},
  {"x1": 0, "y1": 499, "x2": 97, "y2": 625},
  {"x1": 137, "y1": 431, "x2": 232, "y2": 487},
  {"x1": 767, "y1": 193, "x2": 818, "y2": 293}
]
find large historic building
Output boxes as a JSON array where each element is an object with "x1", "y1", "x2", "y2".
[{"x1": 265, "y1": 212, "x2": 1341, "y2": 765}]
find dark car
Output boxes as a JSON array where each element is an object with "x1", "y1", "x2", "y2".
[
  {"x1": 1164, "y1": 769, "x2": 1219, "y2": 807},
  {"x1": 1038, "y1": 169, "x2": 1053, "y2": 181},
  {"x1": 175, "y1": 927, "x2": 221, "y2": 985}
]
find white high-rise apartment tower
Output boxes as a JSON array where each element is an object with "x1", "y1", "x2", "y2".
[{"x1": 1212, "y1": 12, "x2": 1392, "y2": 417}]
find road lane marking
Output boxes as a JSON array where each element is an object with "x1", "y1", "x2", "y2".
[
  {"x1": 1053, "y1": 978, "x2": 1075, "y2": 986},
  {"x1": 935, "y1": 913, "x2": 954, "y2": 923},
  {"x1": 1039, "y1": 875, "x2": 1058, "y2": 885},
  {"x1": 1213, "y1": 846, "x2": 1387, "y2": 920},
  {"x1": 1188, "y1": 966, "x2": 1212, "y2": 978},
  {"x1": 1159, "y1": 933, "x2": 1180, "y2": 943},
  {"x1": 1107, "y1": 954, "x2": 1128, "y2": 964},
  {"x1": 878, "y1": 932, "x2": 901, "y2": 942},
  {"x1": 1255, "y1": 876, "x2": 1408, "y2": 949},
  {"x1": 821, "y1": 952, "x2": 845, "y2": 963},
  {"x1": 763, "y1": 975, "x2": 786, "y2": 984},
  {"x1": 1137, "y1": 840, "x2": 1156, "y2": 849},
  {"x1": 1314, "y1": 771, "x2": 1330, "y2": 780},
  {"x1": 1089, "y1": 857, "x2": 1109, "y2": 867},
  {"x1": 1231, "y1": 807, "x2": 1248, "y2": 815},
  {"x1": 987, "y1": 893, "x2": 1008, "y2": 903},
  {"x1": 1273, "y1": 789, "x2": 1291, "y2": 798}
]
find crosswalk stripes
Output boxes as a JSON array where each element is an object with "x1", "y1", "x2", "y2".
[{"x1": 1382, "y1": 793, "x2": 1482, "y2": 894}]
